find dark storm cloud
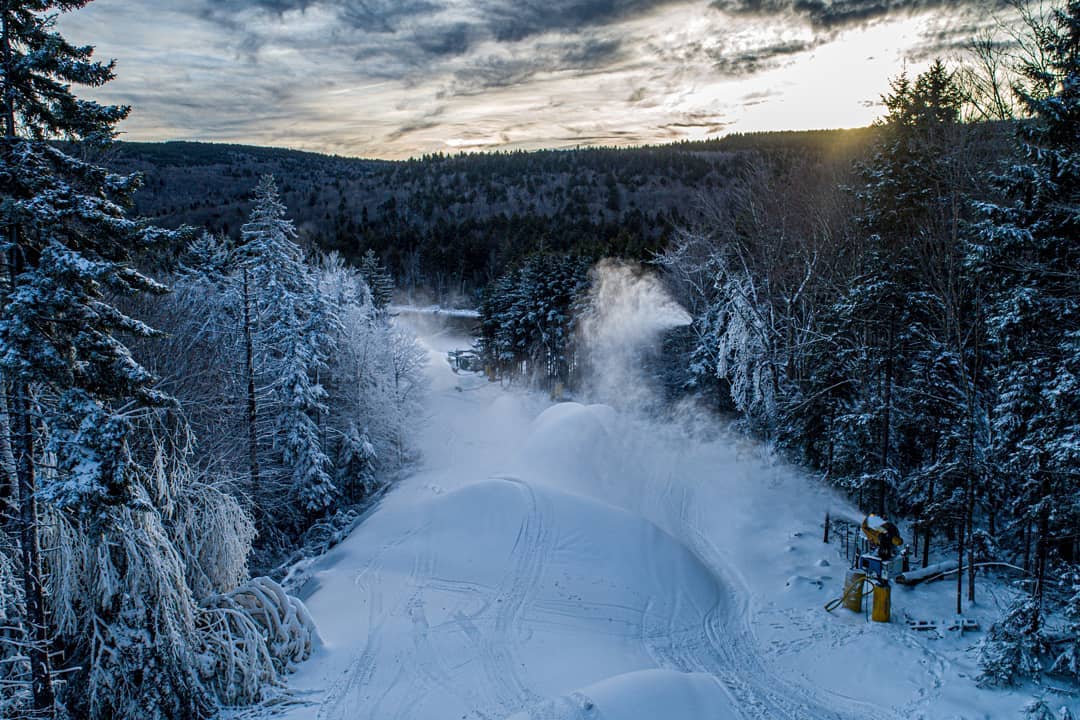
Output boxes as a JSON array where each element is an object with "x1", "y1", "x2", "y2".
[
  {"x1": 176, "y1": 0, "x2": 654, "y2": 87},
  {"x1": 201, "y1": 0, "x2": 438, "y2": 25},
  {"x1": 438, "y1": 37, "x2": 622, "y2": 96},
  {"x1": 179, "y1": 0, "x2": 1001, "y2": 87},
  {"x1": 385, "y1": 120, "x2": 442, "y2": 142},
  {"x1": 708, "y1": 38, "x2": 812, "y2": 75},
  {"x1": 478, "y1": 0, "x2": 679, "y2": 42},
  {"x1": 710, "y1": 0, "x2": 1005, "y2": 29},
  {"x1": 196, "y1": 0, "x2": 680, "y2": 49},
  {"x1": 414, "y1": 22, "x2": 473, "y2": 57}
]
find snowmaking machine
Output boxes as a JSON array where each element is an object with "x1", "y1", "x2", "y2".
[{"x1": 827, "y1": 514, "x2": 905, "y2": 622}]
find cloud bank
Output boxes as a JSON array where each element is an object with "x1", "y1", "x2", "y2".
[{"x1": 60, "y1": 0, "x2": 1016, "y2": 158}]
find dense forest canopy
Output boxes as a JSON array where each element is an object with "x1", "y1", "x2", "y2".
[{"x1": 106, "y1": 129, "x2": 877, "y2": 301}]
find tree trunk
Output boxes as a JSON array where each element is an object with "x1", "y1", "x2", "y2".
[
  {"x1": 1033, "y1": 531, "x2": 1045, "y2": 635},
  {"x1": 242, "y1": 267, "x2": 261, "y2": 508},
  {"x1": 955, "y1": 516, "x2": 964, "y2": 616},
  {"x1": 0, "y1": 389, "x2": 17, "y2": 531},
  {"x1": 879, "y1": 326, "x2": 893, "y2": 516},
  {"x1": 1034, "y1": 477, "x2": 1050, "y2": 614},
  {"x1": 6, "y1": 243, "x2": 56, "y2": 713},
  {"x1": 3, "y1": 8, "x2": 55, "y2": 712},
  {"x1": 10, "y1": 377, "x2": 56, "y2": 715},
  {"x1": 965, "y1": 342, "x2": 978, "y2": 605},
  {"x1": 922, "y1": 525, "x2": 931, "y2": 569},
  {"x1": 923, "y1": 480, "x2": 934, "y2": 569},
  {"x1": 1022, "y1": 520, "x2": 1031, "y2": 574},
  {"x1": 967, "y1": 478, "x2": 976, "y2": 604}
]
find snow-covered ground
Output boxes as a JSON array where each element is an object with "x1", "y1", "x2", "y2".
[{"x1": 275, "y1": 317, "x2": 1077, "y2": 720}]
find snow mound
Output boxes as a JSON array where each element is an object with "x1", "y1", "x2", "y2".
[
  {"x1": 287, "y1": 477, "x2": 729, "y2": 720},
  {"x1": 505, "y1": 669, "x2": 737, "y2": 720},
  {"x1": 517, "y1": 402, "x2": 620, "y2": 493}
]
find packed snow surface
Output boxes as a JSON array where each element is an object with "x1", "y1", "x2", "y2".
[{"x1": 278, "y1": 318, "x2": 1075, "y2": 720}]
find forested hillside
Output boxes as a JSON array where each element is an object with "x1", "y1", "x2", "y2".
[{"x1": 110, "y1": 130, "x2": 875, "y2": 300}]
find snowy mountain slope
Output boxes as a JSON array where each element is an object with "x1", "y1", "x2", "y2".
[{"x1": 273, "y1": 319, "x2": 1077, "y2": 720}]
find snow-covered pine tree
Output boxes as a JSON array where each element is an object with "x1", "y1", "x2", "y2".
[
  {"x1": 178, "y1": 231, "x2": 231, "y2": 281},
  {"x1": 318, "y1": 254, "x2": 424, "y2": 485},
  {"x1": 971, "y1": 1, "x2": 1080, "y2": 662},
  {"x1": 843, "y1": 61, "x2": 977, "y2": 519},
  {"x1": 335, "y1": 423, "x2": 377, "y2": 503},
  {"x1": 1024, "y1": 700, "x2": 1061, "y2": 720},
  {"x1": 359, "y1": 248, "x2": 395, "y2": 310},
  {"x1": 1055, "y1": 568, "x2": 1080, "y2": 680},
  {"x1": 478, "y1": 271, "x2": 519, "y2": 376},
  {"x1": 236, "y1": 176, "x2": 337, "y2": 526},
  {"x1": 0, "y1": 1, "x2": 174, "y2": 711},
  {"x1": 282, "y1": 282, "x2": 339, "y2": 517},
  {"x1": 478, "y1": 255, "x2": 590, "y2": 389},
  {"x1": 0, "y1": 3, "x2": 299, "y2": 717},
  {"x1": 978, "y1": 596, "x2": 1049, "y2": 686}
]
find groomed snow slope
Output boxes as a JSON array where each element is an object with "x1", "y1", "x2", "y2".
[
  {"x1": 299, "y1": 476, "x2": 739, "y2": 720},
  {"x1": 277, "y1": 317, "x2": 1076, "y2": 720}
]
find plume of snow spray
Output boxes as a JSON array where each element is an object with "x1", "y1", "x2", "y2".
[
  {"x1": 577, "y1": 259, "x2": 691, "y2": 409},
  {"x1": 566, "y1": 259, "x2": 861, "y2": 554}
]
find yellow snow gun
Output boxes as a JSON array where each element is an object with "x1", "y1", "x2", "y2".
[{"x1": 861, "y1": 514, "x2": 903, "y2": 561}]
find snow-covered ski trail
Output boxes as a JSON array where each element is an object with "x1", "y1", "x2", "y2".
[{"x1": 275, "y1": 318, "x2": 917, "y2": 720}]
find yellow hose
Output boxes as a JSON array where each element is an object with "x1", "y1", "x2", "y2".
[{"x1": 824, "y1": 577, "x2": 873, "y2": 613}]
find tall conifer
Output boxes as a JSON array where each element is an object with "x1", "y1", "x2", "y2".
[
  {"x1": 0, "y1": 1, "x2": 176, "y2": 711},
  {"x1": 974, "y1": 1, "x2": 1080, "y2": 679}
]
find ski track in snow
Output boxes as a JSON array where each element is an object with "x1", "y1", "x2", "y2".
[
  {"x1": 316, "y1": 558, "x2": 382, "y2": 720},
  {"x1": 279, "y1": 321, "x2": 992, "y2": 720},
  {"x1": 488, "y1": 478, "x2": 548, "y2": 710}
]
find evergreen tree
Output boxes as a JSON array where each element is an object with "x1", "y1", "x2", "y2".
[
  {"x1": 477, "y1": 255, "x2": 589, "y2": 389},
  {"x1": 844, "y1": 61, "x2": 973, "y2": 518},
  {"x1": 971, "y1": 0, "x2": 1080, "y2": 641},
  {"x1": 178, "y1": 231, "x2": 231, "y2": 281},
  {"x1": 1055, "y1": 568, "x2": 1080, "y2": 680},
  {"x1": 236, "y1": 176, "x2": 337, "y2": 525},
  {"x1": 335, "y1": 423, "x2": 377, "y2": 503},
  {"x1": 359, "y1": 248, "x2": 395, "y2": 310},
  {"x1": 478, "y1": 271, "x2": 519, "y2": 376},
  {"x1": 1024, "y1": 700, "x2": 1060, "y2": 720},
  {"x1": 0, "y1": 1, "x2": 173, "y2": 711},
  {"x1": 978, "y1": 597, "x2": 1049, "y2": 686}
]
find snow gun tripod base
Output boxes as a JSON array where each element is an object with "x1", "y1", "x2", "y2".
[{"x1": 825, "y1": 514, "x2": 903, "y2": 622}]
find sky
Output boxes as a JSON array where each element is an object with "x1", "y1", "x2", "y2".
[{"x1": 58, "y1": 0, "x2": 1018, "y2": 160}]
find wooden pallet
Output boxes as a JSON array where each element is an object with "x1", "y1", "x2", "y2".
[{"x1": 905, "y1": 617, "x2": 980, "y2": 635}]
